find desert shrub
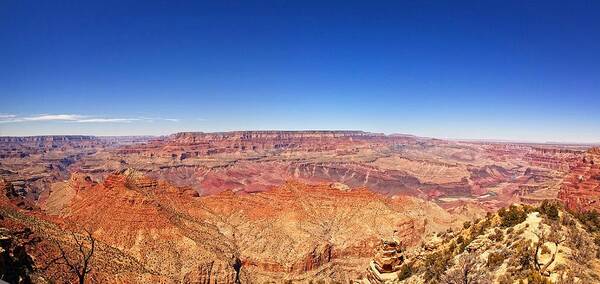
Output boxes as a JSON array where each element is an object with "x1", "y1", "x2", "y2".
[
  {"x1": 540, "y1": 244, "x2": 551, "y2": 255},
  {"x1": 575, "y1": 210, "x2": 600, "y2": 233},
  {"x1": 447, "y1": 241, "x2": 457, "y2": 253},
  {"x1": 487, "y1": 251, "x2": 506, "y2": 268},
  {"x1": 555, "y1": 269, "x2": 576, "y2": 284},
  {"x1": 510, "y1": 239, "x2": 534, "y2": 271},
  {"x1": 463, "y1": 221, "x2": 472, "y2": 229},
  {"x1": 497, "y1": 273, "x2": 515, "y2": 284},
  {"x1": 489, "y1": 228, "x2": 504, "y2": 242},
  {"x1": 423, "y1": 249, "x2": 452, "y2": 282},
  {"x1": 456, "y1": 235, "x2": 464, "y2": 244},
  {"x1": 595, "y1": 234, "x2": 600, "y2": 258},
  {"x1": 561, "y1": 213, "x2": 575, "y2": 227},
  {"x1": 507, "y1": 227, "x2": 514, "y2": 234},
  {"x1": 499, "y1": 205, "x2": 528, "y2": 228},
  {"x1": 459, "y1": 241, "x2": 468, "y2": 253},
  {"x1": 397, "y1": 264, "x2": 413, "y2": 281},
  {"x1": 456, "y1": 235, "x2": 473, "y2": 253},
  {"x1": 527, "y1": 270, "x2": 554, "y2": 284},
  {"x1": 474, "y1": 221, "x2": 489, "y2": 236},
  {"x1": 522, "y1": 204, "x2": 536, "y2": 214},
  {"x1": 538, "y1": 200, "x2": 560, "y2": 221}
]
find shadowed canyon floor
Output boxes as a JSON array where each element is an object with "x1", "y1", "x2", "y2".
[{"x1": 1, "y1": 131, "x2": 599, "y2": 283}]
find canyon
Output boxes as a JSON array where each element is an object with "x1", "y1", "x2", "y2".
[{"x1": 1, "y1": 131, "x2": 598, "y2": 283}]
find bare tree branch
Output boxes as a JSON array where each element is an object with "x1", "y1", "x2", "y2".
[{"x1": 52, "y1": 228, "x2": 96, "y2": 284}]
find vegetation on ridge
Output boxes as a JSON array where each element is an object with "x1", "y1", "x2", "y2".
[{"x1": 387, "y1": 201, "x2": 600, "y2": 284}]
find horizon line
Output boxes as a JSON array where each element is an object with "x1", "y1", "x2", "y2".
[{"x1": 1, "y1": 130, "x2": 599, "y2": 146}]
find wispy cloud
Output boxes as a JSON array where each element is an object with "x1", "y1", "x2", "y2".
[
  {"x1": 0, "y1": 114, "x2": 179, "y2": 124},
  {"x1": 22, "y1": 114, "x2": 84, "y2": 121},
  {"x1": 73, "y1": 118, "x2": 141, "y2": 123}
]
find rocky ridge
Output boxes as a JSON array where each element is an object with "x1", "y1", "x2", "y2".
[{"x1": 359, "y1": 202, "x2": 600, "y2": 283}]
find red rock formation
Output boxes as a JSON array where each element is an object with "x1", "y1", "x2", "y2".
[
  {"x1": 17, "y1": 170, "x2": 460, "y2": 282},
  {"x1": 558, "y1": 152, "x2": 600, "y2": 212}
]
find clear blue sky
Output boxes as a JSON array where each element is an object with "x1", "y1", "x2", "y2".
[{"x1": 1, "y1": 1, "x2": 599, "y2": 142}]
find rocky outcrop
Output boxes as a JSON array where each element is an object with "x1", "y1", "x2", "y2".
[
  {"x1": 182, "y1": 259, "x2": 243, "y2": 284},
  {"x1": 1, "y1": 179, "x2": 37, "y2": 210},
  {"x1": 360, "y1": 204, "x2": 600, "y2": 283},
  {"x1": 365, "y1": 237, "x2": 406, "y2": 283},
  {"x1": 558, "y1": 152, "x2": 600, "y2": 212},
  {"x1": 589, "y1": 147, "x2": 600, "y2": 155},
  {"x1": 0, "y1": 227, "x2": 36, "y2": 283},
  {"x1": 290, "y1": 243, "x2": 334, "y2": 273}
]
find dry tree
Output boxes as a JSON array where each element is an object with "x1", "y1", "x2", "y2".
[
  {"x1": 533, "y1": 222, "x2": 565, "y2": 277},
  {"x1": 51, "y1": 228, "x2": 96, "y2": 284}
]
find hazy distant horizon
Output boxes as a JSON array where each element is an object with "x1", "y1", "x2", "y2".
[{"x1": 1, "y1": 127, "x2": 598, "y2": 145}]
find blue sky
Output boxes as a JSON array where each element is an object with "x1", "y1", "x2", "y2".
[{"x1": 1, "y1": 1, "x2": 599, "y2": 142}]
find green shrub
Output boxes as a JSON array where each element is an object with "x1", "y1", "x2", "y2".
[
  {"x1": 499, "y1": 205, "x2": 528, "y2": 227},
  {"x1": 538, "y1": 200, "x2": 560, "y2": 220},
  {"x1": 423, "y1": 249, "x2": 452, "y2": 281},
  {"x1": 511, "y1": 239, "x2": 534, "y2": 271}
]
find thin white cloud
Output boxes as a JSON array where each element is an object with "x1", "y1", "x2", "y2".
[
  {"x1": 0, "y1": 114, "x2": 180, "y2": 123},
  {"x1": 73, "y1": 118, "x2": 141, "y2": 123},
  {"x1": 22, "y1": 114, "x2": 84, "y2": 121}
]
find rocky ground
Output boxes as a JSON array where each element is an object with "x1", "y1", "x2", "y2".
[{"x1": 359, "y1": 201, "x2": 600, "y2": 283}]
